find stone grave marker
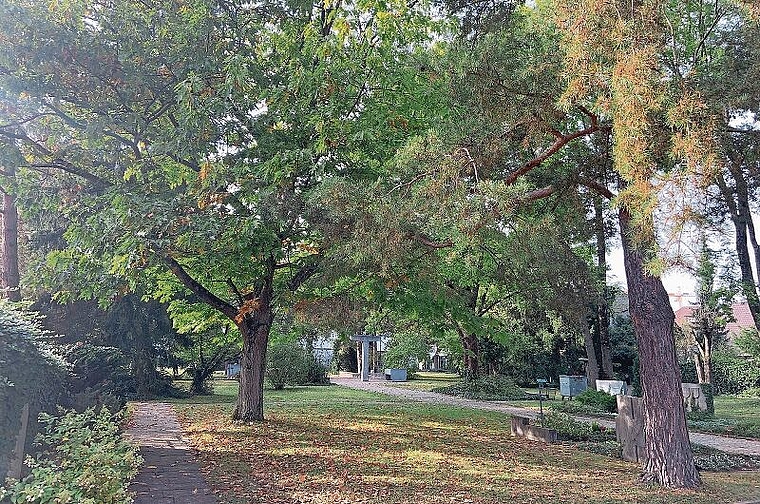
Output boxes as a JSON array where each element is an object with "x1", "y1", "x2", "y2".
[{"x1": 616, "y1": 395, "x2": 645, "y2": 463}]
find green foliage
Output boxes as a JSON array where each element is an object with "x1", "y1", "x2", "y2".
[
  {"x1": 266, "y1": 341, "x2": 328, "y2": 390},
  {"x1": 541, "y1": 411, "x2": 615, "y2": 442},
  {"x1": 574, "y1": 389, "x2": 617, "y2": 413},
  {"x1": 691, "y1": 444, "x2": 760, "y2": 472},
  {"x1": 383, "y1": 331, "x2": 428, "y2": 377},
  {"x1": 738, "y1": 387, "x2": 760, "y2": 398},
  {"x1": 687, "y1": 415, "x2": 760, "y2": 440},
  {"x1": 701, "y1": 383, "x2": 715, "y2": 416},
  {"x1": 550, "y1": 400, "x2": 615, "y2": 418},
  {"x1": 329, "y1": 333, "x2": 358, "y2": 374},
  {"x1": 0, "y1": 408, "x2": 141, "y2": 504},
  {"x1": 711, "y1": 350, "x2": 760, "y2": 395},
  {"x1": 0, "y1": 302, "x2": 67, "y2": 478},
  {"x1": 431, "y1": 375, "x2": 526, "y2": 400}
]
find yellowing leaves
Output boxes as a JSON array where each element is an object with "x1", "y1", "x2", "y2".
[
  {"x1": 235, "y1": 298, "x2": 261, "y2": 323},
  {"x1": 199, "y1": 160, "x2": 213, "y2": 181}
]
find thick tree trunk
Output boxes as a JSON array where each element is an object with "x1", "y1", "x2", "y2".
[
  {"x1": 580, "y1": 313, "x2": 600, "y2": 388},
  {"x1": 619, "y1": 208, "x2": 700, "y2": 488},
  {"x1": 457, "y1": 325, "x2": 480, "y2": 379},
  {"x1": 232, "y1": 284, "x2": 274, "y2": 422},
  {"x1": 1, "y1": 184, "x2": 21, "y2": 302}
]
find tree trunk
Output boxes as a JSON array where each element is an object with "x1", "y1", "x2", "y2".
[
  {"x1": 1, "y1": 177, "x2": 21, "y2": 302},
  {"x1": 718, "y1": 171, "x2": 760, "y2": 327},
  {"x1": 594, "y1": 198, "x2": 614, "y2": 379},
  {"x1": 457, "y1": 325, "x2": 480, "y2": 379},
  {"x1": 232, "y1": 285, "x2": 274, "y2": 422},
  {"x1": 702, "y1": 335, "x2": 712, "y2": 385},
  {"x1": 619, "y1": 208, "x2": 700, "y2": 488},
  {"x1": 693, "y1": 352, "x2": 705, "y2": 384},
  {"x1": 580, "y1": 312, "x2": 600, "y2": 389}
]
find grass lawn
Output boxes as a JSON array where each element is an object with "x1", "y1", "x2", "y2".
[
  {"x1": 714, "y1": 395, "x2": 760, "y2": 423},
  {"x1": 172, "y1": 381, "x2": 760, "y2": 504},
  {"x1": 686, "y1": 395, "x2": 760, "y2": 439}
]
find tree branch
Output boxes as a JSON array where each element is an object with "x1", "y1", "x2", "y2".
[
  {"x1": 409, "y1": 232, "x2": 454, "y2": 249},
  {"x1": 577, "y1": 176, "x2": 616, "y2": 200},
  {"x1": 505, "y1": 120, "x2": 602, "y2": 186},
  {"x1": 164, "y1": 255, "x2": 238, "y2": 319}
]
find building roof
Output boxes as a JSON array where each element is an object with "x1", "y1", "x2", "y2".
[{"x1": 674, "y1": 303, "x2": 756, "y2": 336}]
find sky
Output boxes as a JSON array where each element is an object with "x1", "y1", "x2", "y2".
[{"x1": 606, "y1": 246, "x2": 698, "y2": 307}]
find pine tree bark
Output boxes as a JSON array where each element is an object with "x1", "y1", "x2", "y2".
[
  {"x1": 619, "y1": 208, "x2": 700, "y2": 488},
  {"x1": 1, "y1": 170, "x2": 21, "y2": 302}
]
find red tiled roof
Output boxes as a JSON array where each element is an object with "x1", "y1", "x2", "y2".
[
  {"x1": 726, "y1": 303, "x2": 756, "y2": 335},
  {"x1": 674, "y1": 303, "x2": 756, "y2": 335}
]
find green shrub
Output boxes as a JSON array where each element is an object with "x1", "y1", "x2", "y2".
[
  {"x1": 266, "y1": 341, "x2": 329, "y2": 389},
  {"x1": 266, "y1": 341, "x2": 308, "y2": 390},
  {"x1": 711, "y1": 350, "x2": 760, "y2": 395},
  {"x1": 302, "y1": 357, "x2": 329, "y2": 386},
  {"x1": 0, "y1": 303, "x2": 68, "y2": 478},
  {"x1": 0, "y1": 408, "x2": 141, "y2": 504},
  {"x1": 541, "y1": 411, "x2": 615, "y2": 442},
  {"x1": 691, "y1": 443, "x2": 760, "y2": 472},
  {"x1": 550, "y1": 400, "x2": 615, "y2": 417},
  {"x1": 432, "y1": 375, "x2": 526, "y2": 400},
  {"x1": 739, "y1": 386, "x2": 760, "y2": 398},
  {"x1": 575, "y1": 389, "x2": 617, "y2": 413}
]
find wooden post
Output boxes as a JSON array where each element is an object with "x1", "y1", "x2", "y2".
[{"x1": 8, "y1": 403, "x2": 30, "y2": 480}]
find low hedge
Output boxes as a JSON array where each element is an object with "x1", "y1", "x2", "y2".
[
  {"x1": 1, "y1": 408, "x2": 141, "y2": 504},
  {"x1": 432, "y1": 375, "x2": 527, "y2": 400}
]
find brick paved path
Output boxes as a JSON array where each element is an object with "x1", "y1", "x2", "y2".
[
  {"x1": 126, "y1": 402, "x2": 217, "y2": 504},
  {"x1": 331, "y1": 377, "x2": 760, "y2": 456}
]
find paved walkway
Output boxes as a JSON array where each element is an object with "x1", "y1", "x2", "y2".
[
  {"x1": 331, "y1": 377, "x2": 760, "y2": 456},
  {"x1": 126, "y1": 402, "x2": 217, "y2": 504}
]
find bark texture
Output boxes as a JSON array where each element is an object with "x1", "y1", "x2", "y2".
[
  {"x1": 1, "y1": 178, "x2": 21, "y2": 302},
  {"x1": 232, "y1": 278, "x2": 274, "y2": 423},
  {"x1": 619, "y1": 208, "x2": 700, "y2": 488}
]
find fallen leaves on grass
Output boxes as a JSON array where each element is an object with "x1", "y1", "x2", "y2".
[{"x1": 174, "y1": 387, "x2": 760, "y2": 504}]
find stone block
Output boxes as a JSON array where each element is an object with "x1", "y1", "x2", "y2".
[
  {"x1": 616, "y1": 395, "x2": 645, "y2": 463},
  {"x1": 510, "y1": 416, "x2": 557, "y2": 443},
  {"x1": 682, "y1": 383, "x2": 708, "y2": 412},
  {"x1": 596, "y1": 380, "x2": 628, "y2": 396}
]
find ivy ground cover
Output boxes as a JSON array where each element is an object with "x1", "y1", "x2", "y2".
[{"x1": 173, "y1": 382, "x2": 760, "y2": 504}]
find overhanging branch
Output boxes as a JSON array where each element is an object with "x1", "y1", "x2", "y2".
[{"x1": 164, "y1": 255, "x2": 238, "y2": 320}]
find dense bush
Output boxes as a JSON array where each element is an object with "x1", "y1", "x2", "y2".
[
  {"x1": 575, "y1": 389, "x2": 617, "y2": 413},
  {"x1": 541, "y1": 411, "x2": 615, "y2": 442},
  {"x1": 432, "y1": 375, "x2": 526, "y2": 400},
  {"x1": 0, "y1": 408, "x2": 141, "y2": 504},
  {"x1": 0, "y1": 303, "x2": 68, "y2": 478},
  {"x1": 266, "y1": 340, "x2": 329, "y2": 389},
  {"x1": 711, "y1": 350, "x2": 760, "y2": 395},
  {"x1": 303, "y1": 356, "x2": 330, "y2": 386},
  {"x1": 550, "y1": 400, "x2": 615, "y2": 418},
  {"x1": 739, "y1": 386, "x2": 760, "y2": 398},
  {"x1": 383, "y1": 332, "x2": 428, "y2": 378}
]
